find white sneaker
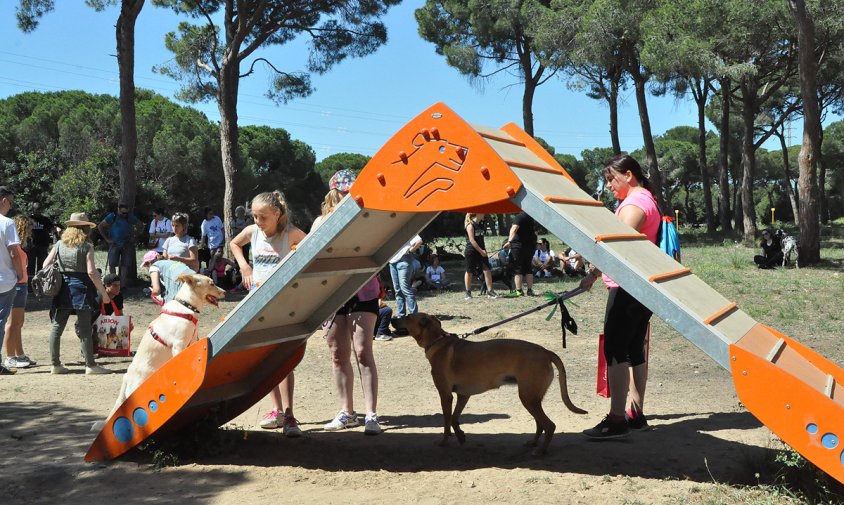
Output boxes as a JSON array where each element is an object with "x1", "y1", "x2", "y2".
[
  {"x1": 374, "y1": 334, "x2": 393, "y2": 341},
  {"x1": 364, "y1": 414, "x2": 383, "y2": 436},
  {"x1": 85, "y1": 365, "x2": 112, "y2": 375},
  {"x1": 51, "y1": 365, "x2": 71, "y2": 375},
  {"x1": 259, "y1": 409, "x2": 282, "y2": 429},
  {"x1": 6, "y1": 356, "x2": 30, "y2": 369},
  {"x1": 324, "y1": 410, "x2": 359, "y2": 431}
]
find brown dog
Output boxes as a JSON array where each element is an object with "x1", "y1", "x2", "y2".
[{"x1": 394, "y1": 313, "x2": 586, "y2": 455}]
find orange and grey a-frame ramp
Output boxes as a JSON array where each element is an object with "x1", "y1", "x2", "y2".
[{"x1": 87, "y1": 103, "x2": 844, "y2": 485}]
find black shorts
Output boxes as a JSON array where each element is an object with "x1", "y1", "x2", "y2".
[
  {"x1": 603, "y1": 287, "x2": 652, "y2": 366},
  {"x1": 509, "y1": 245, "x2": 533, "y2": 275},
  {"x1": 336, "y1": 296, "x2": 379, "y2": 316},
  {"x1": 465, "y1": 251, "x2": 491, "y2": 275}
]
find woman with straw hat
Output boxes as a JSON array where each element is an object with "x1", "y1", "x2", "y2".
[{"x1": 42, "y1": 212, "x2": 112, "y2": 375}]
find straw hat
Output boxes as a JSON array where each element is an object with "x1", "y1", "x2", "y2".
[{"x1": 65, "y1": 212, "x2": 96, "y2": 228}]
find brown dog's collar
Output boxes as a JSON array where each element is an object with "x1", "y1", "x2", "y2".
[{"x1": 424, "y1": 331, "x2": 454, "y2": 352}]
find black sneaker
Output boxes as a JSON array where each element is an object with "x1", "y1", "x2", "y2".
[
  {"x1": 487, "y1": 290, "x2": 499, "y2": 299},
  {"x1": 627, "y1": 413, "x2": 651, "y2": 431},
  {"x1": 583, "y1": 415, "x2": 630, "y2": 439},
  {"x1": 526, "y1": 288, "x2": 536, "y2": 297},
  {"x1": 464, "y1": 290, "x2": 472, "y2": 300},
  {"x1": 0, "y1": 365, "x2": 17, "y2": 376}
]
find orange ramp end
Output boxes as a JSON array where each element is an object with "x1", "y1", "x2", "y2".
[
  {"x1": 352, "y1": 102, "x2": 522, "y2": 213},
  {"x1": 731, "y1": 325, "x2": 844, "y2": 484},
  {"x1": 85, "y1": 338, "x2": 211, "y2": 462}
]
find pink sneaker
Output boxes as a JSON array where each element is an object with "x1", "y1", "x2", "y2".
[
  {"x1": 283, "y1": 415, "x2": 303, "y2": 438},
  {"x1": 259, "y1": 409, "x2": 281, "y2": 429}
]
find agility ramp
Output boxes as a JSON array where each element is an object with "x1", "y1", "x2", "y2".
[{"x1": 87, "y1": 103, "x2": 844, "y2": 485}]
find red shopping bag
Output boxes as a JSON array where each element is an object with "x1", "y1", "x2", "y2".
[
  {"x1": 596, "y1": 324, "x2": 650, "y2": 398},
  {"x1": 94, "y1": 301, "x2": 132, "y2": 357}
]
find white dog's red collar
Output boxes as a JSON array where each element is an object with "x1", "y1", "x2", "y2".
[{"x1": 148, "y1": 310, "x2": 199, "y2": 348}]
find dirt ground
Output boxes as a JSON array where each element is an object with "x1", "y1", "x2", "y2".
[{"x1": 0, "y1": 271, "x2": 838, "y2": 505}]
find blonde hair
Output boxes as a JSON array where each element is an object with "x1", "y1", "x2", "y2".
[
  {"x1": 13, "y1": 215, "x2": 32, "y2": 245},
  {"x1": 321, "y1": 189, "x2": 345, "y2": 216},
  {"x1": 61, "y1": 226, "x2": 90, "y2": 248},
  {"x1": 464, "y1": 213, "x2": 479, "y2": 227},
  {"x1": 171, "y1": 212, "x2": 188, "y2": 227},
  {"x1": 252, "y1": 190, "x2": 290, "y2": 229}
]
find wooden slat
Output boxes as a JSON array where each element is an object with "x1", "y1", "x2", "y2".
[
  {"x1": 506, "y1": 160, "x2": 565, "y2": 176},
  {"x1": 765, "y1": 338, "x2": 786, "y2": 362},
  {"x1": 703, "y1": 302, "x2": 738, "y2": 325},
  {"x1": 478, "y1": 131, "x2": 525, "y2": 147},
  {"x1": 825, "y1": 374, "x2": 835, "y2": 399},
  {"x1": 648, "y1": 267, "x2": 692, "y2": 283},
  {"x1": 595, "y1": 233, "x2": 648, "y2": 242},
  {"x1": 545, "y1": 196, "x2": 605, "y2": 206}
]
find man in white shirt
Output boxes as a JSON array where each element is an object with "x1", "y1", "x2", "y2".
[
  {"x1": 0, "y1": 187, "x2": 24, "y2": 375},
  {"x1": 148, "y1": 207, "x2": 173, "y2": 253}
]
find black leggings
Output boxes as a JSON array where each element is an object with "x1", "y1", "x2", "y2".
[{"x1": 603, "y1": 287, "x2": 652, "y2": 366}]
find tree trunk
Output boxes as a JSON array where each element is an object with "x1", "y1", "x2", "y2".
[
  {"x1": 739, "y1": 81, "x2": 759, "y2": 244},
  {"x1": 116, "y1": 0, "x2": 144, "y2": 284},
  {"x1": 517, "y1": 37, "x2": 541, "y2": 137},
  {"x1": 632, "y1": 73, "x2": 665, "y2": 210},
  {"x1": 609, "y1": 71, "x2": 621, "y2": 155},
  {"x1": 775, "y1": 129, "x2": 800, "y2": 223},
  {"x1": 790, "y1": 0, "x2": 821, "y2": 264},
  {"x1": 693, "y1": 78, "x2": 715, "y2": 232},
  {"x1": 818, "y1": 128, "x2": 828, "y2": 224},
  {"x1": 718, "y1": 79, "x2": 732, "y2": 232},
  {"x1": 218, "y1": 62, "x2": 241, "y2": 257}
]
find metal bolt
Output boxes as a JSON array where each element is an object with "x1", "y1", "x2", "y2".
[
  {"x1": 742, "y1": 370, "x2": 747, "y2": 375},
  {"x1": 786, "y1": 404, "x2": 791, "y2": 409},
  {"x1": 731, "y1": 356, "x2": 736, "y2": 361},
  {"x1": 292, "y1": 282, "x2": 299, "y2": 288},
  {"x1": 326, "y1": 247, "x2": 333, "y2": 253},
  {"x1": 354, "y1": 246, "x2": 360, "y2": 252},
  {"x1": 289, "y1": 312, "x2": 295, "y2": 317},
  {"x1": 259, "y1": 316, "x2": 265, "y2": 322}
]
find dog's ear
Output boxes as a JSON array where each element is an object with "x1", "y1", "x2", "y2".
[{"x1": 177, "y1": 273, "x2": 196, "y2": 285}]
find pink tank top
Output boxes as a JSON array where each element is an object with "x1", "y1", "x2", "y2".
[{"x1": 603, "y1": 189, "x2": 660, "y2": 289}]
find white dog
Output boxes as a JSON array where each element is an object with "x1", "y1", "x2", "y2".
[{"x1": 93, "y1": 274, "x2": 225, "y2": 430}]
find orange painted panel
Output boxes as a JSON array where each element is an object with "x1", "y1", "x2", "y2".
[
  {"x1": 351, "y1": 103, "x2": 522, "y2": 212},
  {"x1": 85, "y1": 338, "x2": 210, "y2": 462},
  {"x1": 731, "y1": 342, "x2": 844, "y2": 484}
]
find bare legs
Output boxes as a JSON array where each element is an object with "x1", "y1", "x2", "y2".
[
  {"x1": 326, "y1": 312, "x2": 378, "y2": 415},
  {"x1": 607, "y1": 359, "x2": 648, "y2": 416}
]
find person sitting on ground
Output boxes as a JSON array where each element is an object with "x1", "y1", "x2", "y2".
[
  {"x1": 560, "y1": 247, "x2": 586, "y2": 277},
  {"x1": 373, "y1": 296, "x2": 393, "y2": 342},
  {"x1": 206, "y1": 249, "x2": 238, "y2": 290},
  {"x1": 532, "y1": 238, "x2": 556, "y2": 278},
  {"x1": 753, "y1": 229, "x2": 784, "y2": 269},
  {"x1": 423, "y1": 254, "x2": 450, "y2": 290}
]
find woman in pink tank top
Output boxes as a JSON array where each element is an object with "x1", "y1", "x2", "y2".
[{"x1": 579, "y1": 155, "x2": 660, "y2": 439}]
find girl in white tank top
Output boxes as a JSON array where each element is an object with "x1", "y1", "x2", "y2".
[{"x1": 230, "y1": 190, "x2": 306, "y2": 436}]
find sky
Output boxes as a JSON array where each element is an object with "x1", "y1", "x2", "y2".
[{"x1": 0, "y1": 1, "x2": 811, "y2": 162}]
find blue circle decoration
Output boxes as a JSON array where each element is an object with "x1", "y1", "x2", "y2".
[
  {"x1": 159, "y1": 394, "x2": 166, "y2": 403},
  {"x1": 148, "y1": 400, "x2": 158, "y2": 412},
  {"x1": 807, "y1": 423, "x2": 819, "y2": 435},
  {"x1": 840, "y1": 450, "x2": 844, "y2": 466},
  {"x1": 113, "y1": 417, "x2": 133, "y2": 443},
  {"x1": 133, "y1": 408, "x2": 149, "y2": 427},
  {"x1": 822, "y1": 433, "x2": 839, "y2": 449}
]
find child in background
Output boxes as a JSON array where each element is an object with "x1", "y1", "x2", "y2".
[
  {"x1": 423, "y1": 254, "x2": 450, "y2": 290},
  {"x1": 206, "y1": 249, "x2": 238, "y2": 290}
]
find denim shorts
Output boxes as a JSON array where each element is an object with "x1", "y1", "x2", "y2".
[{"x1": 12, "y1": 283, "x2": 27, "y2": 309}]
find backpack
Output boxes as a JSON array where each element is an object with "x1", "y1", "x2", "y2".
[{"x1": 658, "y1": 216, "x2": 681, "y2": 263}]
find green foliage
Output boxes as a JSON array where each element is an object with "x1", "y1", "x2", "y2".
[
  {"x1": 314, "y1": 152, "x2": 371, "y2": 185},
  {"x1": 0, "y1": 90, "x2": 323, "y2": 226}
]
